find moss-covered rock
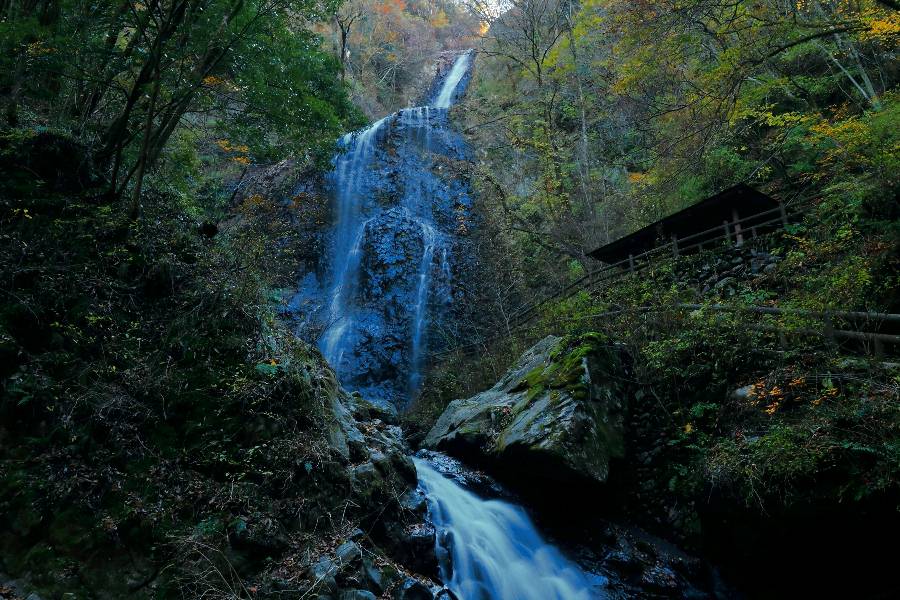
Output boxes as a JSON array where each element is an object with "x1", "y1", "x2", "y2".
[{"x1": 424, "y1": 334, "x2": 628, "y2": 484}]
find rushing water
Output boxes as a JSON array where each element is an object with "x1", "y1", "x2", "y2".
[
  {"x1": 296, "y1": 51, "x2": 475, "y2": 406},
  {"x1": 433, "y1": 52, "x2": 473, "y2": 109},
  {"x1": 319, "y1": 114, "x2": 389, "y2": 368},
  {"x1": 415, "y1": 458, "x2": 602, "y2": 600}
]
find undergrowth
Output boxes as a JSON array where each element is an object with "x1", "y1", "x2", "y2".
[{"x1": 0, "y1": 130, "x2": 354, "y2": 597}]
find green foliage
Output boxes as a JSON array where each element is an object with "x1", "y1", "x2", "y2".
[
  {"x1": 0, "y1": 0, "x2": 358, "y2": 206},
  {"x1": 462, "y1": 0, "x2": 899, "y2": 302},
  {"x1": 217, "y1": 24, "x2": 365, "y2": 165},
  {"x1": 451, "y1": 0, "x2": 900, "y2": 526}
]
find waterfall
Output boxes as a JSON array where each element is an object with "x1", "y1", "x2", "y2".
[
  {"x1": 409, "y1": 222, "x2": 436, "y2": 395},
  {"x1": 320, "y1": 117, "x2": 388, "y2": 368},
  {"x1": 433, "y1": 51, "x2": 474, "y2": 109},
  {"x1": 306, "y1": 51, "x2": 474, "y2": 404},
  {"x1": 415, "y1": 458, "x2": 603, "y2": 600},
  {"x1": 321, "y1": 216, "x2": 373, "y2": 366}
]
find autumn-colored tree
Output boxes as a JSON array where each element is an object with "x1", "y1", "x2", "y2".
[
  {"x1": 330, "y1": 0, "x2": 481, "y2": 113},
  {"x1": 464, "y1": 0, "x2": 898, "y2": 267}
]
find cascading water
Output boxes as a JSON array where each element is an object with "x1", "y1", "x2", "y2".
[
  {"x1": 410, "y1": 221, "x2": 436, "y2": 395},
  {"x1": 433, "y1": 52, "x2": 473, "y2": 109},
  {"x1": 320, "y1": 117, "x2": 388, "y2": 368},
  {"x1": 293, "y1": 52, "x2": 476, "y2": 406},
  {"x1": 293, "y1": 51, "x2": 607, "y2": 599},
  {"x1": 415, "y1": 458, "x2": 604, "y2": 599}
]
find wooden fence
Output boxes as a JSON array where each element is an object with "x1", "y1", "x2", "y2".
[
  {"x1": 430, "y1": 303, "x2": 900, "y2": 363},
  {"x1": 501, "y1": 203, "x2": 796, "y2": 331},
  {"x1": 428, "y1": 203, "x2": 900, "y2": 362}
]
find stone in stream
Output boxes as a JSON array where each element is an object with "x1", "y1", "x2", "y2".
[
  {"x1": 393, "y1": 577, "x2": 435, "y2": 600},
  {"x1": 424, "y1": 333, "x2": 628, "y2": 484}
]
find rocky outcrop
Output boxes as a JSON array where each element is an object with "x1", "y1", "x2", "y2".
[
  {"x1": 266, "y1": 383, "x2": 443, "y2": 600},
  {"x1": 424, "y1": 333, "x2": 628, "y2": 484}
]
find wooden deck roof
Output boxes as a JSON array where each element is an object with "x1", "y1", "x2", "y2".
[{"x1": 588, "y1": 184, "x2": 779, "y2": 264}]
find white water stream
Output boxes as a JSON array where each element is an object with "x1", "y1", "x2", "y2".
[
  {"x1": 415, "y1": 458, "x2": 601, "y2": 599},
  {"x1": 433, "y1": 51, "x2": 474, "y2": 109}
]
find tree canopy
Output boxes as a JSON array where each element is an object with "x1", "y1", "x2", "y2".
[
  {"x1": 463, "y1": 0, "x2": 898, "y2": 271},
  {"x1": 1, "y1": 0, "x2": 360, "y2": 212}
]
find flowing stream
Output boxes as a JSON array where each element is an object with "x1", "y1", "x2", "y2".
[{"x1": 416, "y1": 458, "x2": 602, "y2": 599}]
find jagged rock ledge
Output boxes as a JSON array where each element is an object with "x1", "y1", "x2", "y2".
[{"x1": 424, "y1": 334, "x2": 629, "y2": 488}]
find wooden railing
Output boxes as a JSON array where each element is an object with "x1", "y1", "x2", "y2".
[
  {"x1": 428, "y1": 203, "x2": 900, "y2": 362},
  {"x1": 430, "y1": 303, "x2": 900, "y2": 362},
  {"x1": 484, "y1": 203, "x2": 796, "y2": 336}
]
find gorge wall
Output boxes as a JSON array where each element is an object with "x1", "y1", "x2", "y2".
[{"x1": 287, "y1": 52, "x2": 477, "y2": 408}]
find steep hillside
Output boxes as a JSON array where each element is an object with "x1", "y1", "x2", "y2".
[{"x1": 0, "y1": 133, "x2": 435, "y2": 599}]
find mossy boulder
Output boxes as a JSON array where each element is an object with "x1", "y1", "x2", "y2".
[{"x1": 424, "y1": 334, "x2": 628, "y2": 484}]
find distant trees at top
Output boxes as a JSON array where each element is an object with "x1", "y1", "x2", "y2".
[{"x1": 328, "y1": 0, "x2": 483, "y2": 113}]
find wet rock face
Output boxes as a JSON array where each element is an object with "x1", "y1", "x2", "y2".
[
  {"x1": 424, "y1": 334, "x2": 628, "y2": 485},
  {"x1": 287, "y1": 54, "x2": 477, "y2": 408},
  {"x1": 577, "y1": 522, "x2": 722, "y2": 599},
  {"x1": 360, "y1": 209, "x2": 426, "y2": 303}
]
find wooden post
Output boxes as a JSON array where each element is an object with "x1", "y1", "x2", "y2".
[
  {"x1": 751, "y1": 226, "x2": 757, "y2": 238},
  {"x1": 874, "y1": 335, "x2": 885, "y2": 359},
  {"x1": 671, "y1": 235, "x2": 679, "y2": 258},
  {"x1": 723, "y1": 220, "x2": 731, "y2": 244},
  {"x1": 732, "y1": 208, "x2": 744, "y2": 246},
  {"x1": 824, "y1": 312, "x2": 835, "y2": 345},
  {"x1": 628, "y1": 254, "x2": 635, "y2": 272},
  {"x1": 778, "y1": 329, "x2": 788, "y2": 349},
  {"x1": 779, "y1": 202, "x2": 788, "y2": 227}
]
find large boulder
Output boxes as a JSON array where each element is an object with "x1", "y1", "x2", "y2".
[{"x1": 424, "y1": 334, "x2": 627, "y2": 484}]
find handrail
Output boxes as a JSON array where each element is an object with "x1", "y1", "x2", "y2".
[
  {"x1": 429, "y1": 302, "x2": 900, "y2": 361},
  {"x1": 677, "y1": 205, "x2": 784, "y2": 245},
  {"x1": 499, "y1": 203, "x2": 800, "y2": 330}
]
